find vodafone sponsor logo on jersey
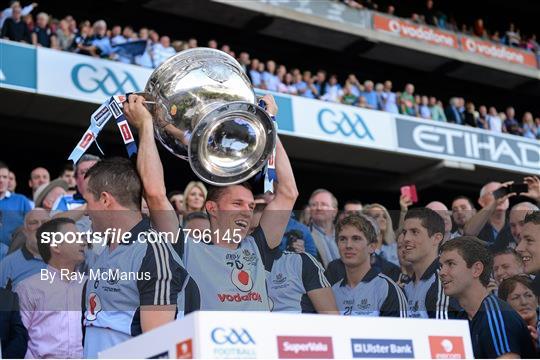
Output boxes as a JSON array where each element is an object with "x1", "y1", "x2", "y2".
[
  {"x1": 277, "y1": 336, "x2": 334, "y2": 359},
  {"x1": 462, "y1": 37, "x2": 537, "y2": 68},
  {"x1": 374, "y1": 14, "x2": 458, "y2": 48},
  {"x1": 217, "y1": 291, "x2": 263, "y2": 303}
]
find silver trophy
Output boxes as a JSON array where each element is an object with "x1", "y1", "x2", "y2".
[{"x1": 142, "y1": 48, "x2": 276, "y2": 186}]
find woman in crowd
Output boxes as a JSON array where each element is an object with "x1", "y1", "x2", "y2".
[
  {"x1": 363, "y1": 204, "x2": 398, "y2": 266},
  {"x1": 498, "y1": 275, "x2": 539, "y2": 347},
  {"x1": 183, "y1": 181, "x2": 207, "y2": 217}
]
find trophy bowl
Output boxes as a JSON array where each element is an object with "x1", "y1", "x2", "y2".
[{"x1": 142, "y1": 47, "x2": 276, "y2": 186}]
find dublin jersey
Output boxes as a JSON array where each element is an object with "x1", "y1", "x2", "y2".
[
  {"x1": 267, "y1": 251, "x2": 330, "y2": 313},
  {"x1": 404, "y1": 258, "x2": 460, "y2": 319},
  {"x1": 83, "y1": 218, "x2": 199, "y2": 358},
  {"x1": 180, "y1": 226, "x2": 276, "y2": 311},
  {"x1": 332, "y1": 267, "x2": 407, "y2": 317},
  {"x1": 463, "y1": 294, "x2": 535, "y2": 359}
]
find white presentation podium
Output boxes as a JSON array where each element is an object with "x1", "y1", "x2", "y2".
[{"x1": 100, "y1": 311, "x2": 473, "y2": 359}]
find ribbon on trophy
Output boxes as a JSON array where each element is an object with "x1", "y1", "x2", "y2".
[
  {"x1": 258, "y1": 99, "x2": 278, "y2": 194},
  {"x1": 68, "y1": 95, "x2": 137, "y2": 163}
]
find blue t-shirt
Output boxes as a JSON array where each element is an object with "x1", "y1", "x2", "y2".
[
  {"x1": 0, "y1": 245, "x2": 46, "y2": 288},
  {"x1": 359, "y1": 90, "x2": 378, "y2": 109},
  {"x1": 0, "y1": 191, "x2": 32, "y2": 246},
  {"x1": 0, "y1": 243, "x2": 7, "y2": 261}
]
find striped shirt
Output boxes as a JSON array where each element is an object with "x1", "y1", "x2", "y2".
[
  {"x1": 463, "y1": 294, "x2": 535, "y2": 358},
  {"x1": 404, "y1": 258, "x2": 460, "y2": 319},
  {"x1": 332, "y1": 267, "x2": 408, "y2": 318},
  {"x1": 267, "y1": 251, "x2": 330, "y2": 313}
]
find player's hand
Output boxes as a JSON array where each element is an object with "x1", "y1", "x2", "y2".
[
  {"x1": 123, "y1": 94, "x2": 153, "y2": 130},
  {"x1": 260, "y1": 94, "x2": 278, "y2": 117},
  {"x1": 523, "y1": 176, "x2": 540, "y2": 202}
]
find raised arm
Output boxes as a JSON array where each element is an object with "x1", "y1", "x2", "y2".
[
  {"x1": 259, "y1": 95, "x2": 299, "y2": 249},
  {"x1": 123, "y1": 95, "x2": 179, "y2": 234}
]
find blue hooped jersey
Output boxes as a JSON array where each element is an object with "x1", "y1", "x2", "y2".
[
  {"x1": 82, "y1": 218, "x2": 199, "y2": 358},
  {"x1": 332, "y1": 267, "x2": 407, "y2": 318}
]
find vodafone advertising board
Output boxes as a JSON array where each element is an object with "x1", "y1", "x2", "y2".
[
  {"x1": 461, "y1": 36, "x2": 538, "y2": 68},
  {"x1": 373, "y1": 14, "x2": 458, "y2": 49}
]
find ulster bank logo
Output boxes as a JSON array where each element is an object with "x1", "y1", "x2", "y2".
[
  {"x1": 71, "y1": 63, "x2": 141, "y2": 96},
  {"x1": 317, "y1": 108, "x2": 374, "y2": 140}
]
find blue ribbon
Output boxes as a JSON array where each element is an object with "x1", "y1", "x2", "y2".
[{"x1": 68, "y1": 95, "x2": 138, "y2": 163}]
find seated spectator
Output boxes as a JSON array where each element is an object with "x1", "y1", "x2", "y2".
[
  {"x1": 331, "y1": 214, "x2": 407, "y2": 317},
  {"x1": 429, "y1": 97, "x2": 446, "y2": 121},
  {"x1": 182, "y1": 181, "x2": 207, "y2": 218},
  {"x1": 0, "y1": 285, "x2": 28, "y2": 359},
  {"x1": 506, "y1": 23, "x2": 521, "y2": 47},
  {"x1": 296, "y1": 71, "x2": 316, "y2": 99},
  {"x1": 320, "y1": 74, "x2": 342, "y2": 103},
  {"x1": 33, "y1": 179, "x2": 68, "y2": 211},
  {"x1": 0, "y1": 162, "x2": 32, "y2": 248},
  {"x1": 504, "y1": 107, "x2": 522, "y2": 136},
  {"x1": 153, "y1": 35, "x2": 175, "y2": 67},
  {"x1": 55, "y1": 18, "x2": 74, "y2": 50},
  {"x1": 345, "y1": 74, "x2": 361, "y2": 97},
  {"x1": 359, "y1": 80, "x2": 378, "y2": 110},
  {"x1": 493, "y1": 249, "x2": 525, "y2": 285},
  {"x1": 499, "y1": 275, "x2": 540, "y2": 348},
  {"x1": 282, "y1": 73, "x2": 298, "y2": 95},
  {"x1": 9, "y1": 206, "x2": 49, "y2": 254},
  {"x1": 418, "y1": 95, "x2": 431, "y2": 119},
  {"x1": 486, "y1": 106, "x2": 503, "y2": 132},
  {"x1": 522, "y1": 112, "x2": 537, "y2": 139},
  {"x1": 477, "y1": 105, "x2": 488, "y2": 129},
  {"x1": 1, "y1": 2, "x2": 31, "y2": 43},
  {"x1": 0, "y1": 207, "x2": 48, "y2": 288},
  {"x1": 380, "y1": 81, "x2": 399, "y2": 113},
  {"x1": 109, "y1": 24, "x2": 124, "y2": 46},
  {"x1": 249, "y1": 58, "x2": 262, "y2": 87},
  {"x1": 463, "y1": 102, "x2": 479, "y2": 127},
  {"x1": 473, "y1": 18, "x2": 488, "y2": 38},
  {"x1": 422, "y1": 0, "x2": 438, "y2": 26},
  {"x1": 0, "y1": 1, "x2": 35, "y2": 29},
  {"x1": 7, "y1": 171, "x2": 16, "y2": 193},
  {"x1": 451, "y1": 196, "x2": 476, "y2": 237},
  {"x1": 28, "y1": 166, "x2": 50, "y2": 202},
  {"x1": 15, "y1": 218, "x2": 85, "y2": 358},
  {"x1": 262, "y1": 60, "x2": 280, "y2": 92},
  {"x1": 309, "y1": 189, "x2": 340, "y2": 268},
  {"x1": 400, "y1": 83, "x2": 417, "y2": 116},
  {"x1": 463, "y1": 181, "x2": 514, "y2": 247},
  {"x1": 89, "y1": 20, "x2": 112, "y2": 58},
  {"x1": 340, "y1": 83, "x2": 357, "y2": 106},
  {"x1": 312, "y1": 70, "x2": 327, "y2": 99},
  {"x1": 31, "y1": 12, "x2": 56, "y2": 48},
  {"x1": 363, "y1": 204, "x2": 398, "y2": 266},
  {"x1": 445, "y1": 97, "x2": 464, "y2": 124}
]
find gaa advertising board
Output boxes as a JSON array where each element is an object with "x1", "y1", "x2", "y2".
[
  {"x1": 395, "y1": 116, "x2": 540, "y2": 174},
  {"x1": 37, "y1": 47, "x2": 152, "y2": 103},
  {"x1": 100, "y1": 311, "x2": 474, "y2": 358},
  {"x1": 0, "y1": 40, "x2": 37, "y2": 92}
]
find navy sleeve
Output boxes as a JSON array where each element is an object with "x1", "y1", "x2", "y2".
[
  {"x1": 173, "y1": 226, "x2": 185, "y2": 259},
  {"x1": 252, "y1": 226, "x2": 279, "y2": 272},
  {"x1": 380, "y1": 277, "x2": 408, "y2": 318},
  {"x1": 324, "y1": 259, "x2": 346, "y2": 286},
  {"x1": 183, "y1": 276, "x2": 200, "y2": 315},
  {"x1": 138, "y1": 240, "x2": 183, "y2": 306},
  {"x1": 300, "y1": 253, "x2": 330, "y2": 292},
  {"x1": 3, "y1": 291, "x2": 29, "y2": 359}
]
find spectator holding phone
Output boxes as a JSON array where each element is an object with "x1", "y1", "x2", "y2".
[{"x1": 463, "y1": 181, "x2": 515, "y2": 247}]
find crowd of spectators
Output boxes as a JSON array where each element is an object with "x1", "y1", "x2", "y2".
[
  {"x1": 1, "y1": 1, "x2": 540, "y2": 140},
  {"x1": 340, "y1": 0, "x2": 540, "y2": 55}
]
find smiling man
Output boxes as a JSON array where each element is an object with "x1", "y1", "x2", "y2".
[
  {"x1": 123, "y1": 93, "x2": 298, "y2": 311},
  {"x1": 331, "y1": 214, "x2": 407, "y2": 317},
  {"x1": 516, "y1": 211, "x2": 540, "y2": 275},
  {"x1": 401, "y1": 208, "x2": 459, "y2": 319},
  {"x1": 440, "y1": 237, "x2": 535, "y2": 359}
]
